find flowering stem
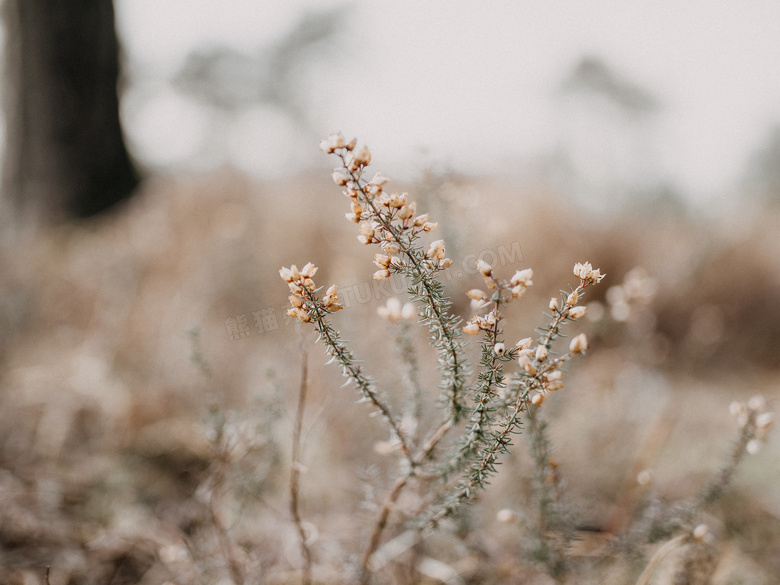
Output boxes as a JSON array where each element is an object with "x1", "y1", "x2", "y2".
[
  {"x1": 426, "y1": 389, "x2": 528, "y2": 527},
  {"x1": 340, "y1": 155, "x2": 467, "y2": 422},
  {"x1": 440, "y1": 303, "x2": 504, "y2": 478},
  {"x1": 305, "y1": 288, "x2": 412, "y2": 462}
]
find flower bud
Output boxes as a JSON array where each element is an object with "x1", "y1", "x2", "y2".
[
  {"x1": 510, "y1": 268, "x2": 533, "y2": 287},
  {"x1": 466, "y1": 289, "x2": 486, "y2": 301},
  {"x1": 494, "y1": 343, "x2": 506, "y2": 356},
  {"x1": 573, "y1": 261, "x2": 605, "y2": 284},
  {"x1": 332, "y1": 170, "x2": 349, "y2": 186},
  {"x1": 397, "y1": 203, "x2": 416, "y2": 220},
  {"x1": 756, "y1": 412, "x2": 774, "y2": 431},
  {"x1": 535, "y1": 345, "x2": 548, "y2": 361},
  {"x1": 413, "y1": 214, "x2": 429, "y2": 227},
  {"x1": 477, "y1": 259, "x2": 492, "y2": 276},
  {"x1": 566, "y1": 291, "x2": 579, "y2": 306},
  {"x1": 518, "y1": 355, "x2": 537, "y2": 376},
  {"x1": 510, "y1": 285, "x2": 526, "y2": 298},
  {"x1": 496, "y1": 509, "x2": 516, "y2": 524},
  {"x1": 531, "y1": 392, "x2": 545, "y2": 406},
  {"x1": 360, "y1": 222, "x2": 375, "y2": 241},
  {"x1": 426, "y1": 239, "x2": 446, "y2": 260},
  {"x1": 573, "y1": 262, "x2": 591, "y2": 280},
  {"x1": 545, "y1": 380, "x2": 563, "y2": 392},
  {"x1": 368, "y1": 172, "x2": 390, "y2": 186},
  {"x1": 545, "y1": 370, "x2": 563, "y2": 382},
  {"x1": 300, "y1": 262, "x2": 317, "y2": 278},
  {"x1": 469, "y1": 299, "x2": 488, "y2": 311},
  {"x1": 373, "y1": 269, "x2": 390, "y2": 280},
  {"x1": 320, "y1": 132, "x2": 345, "y2": 153},
  {"x1": 463, "y1": 322, "x2": 480, "y2": 335},
  {"x1": 374, "y1": 254, "x2": 391, "y2": 269},
  {"x1": 569, "y1": 333, "x2": 588, "y2": 354},
  {"x1": 353, "y1": 145, "x2": 371, "y2": 166},
  {"x1": 383, "y1": 242, "x2": 400, "y2": 256},
  {"x1": 569, "y1": 305, "x2": 587, "y2": 319},
  {"x1": 279, "y1": 266, "x2": 295, "y2": 283},
  {"x1": 515, "y1": 337, "x2": 533, "y2": 350},
  {"x1": 549, "y1": 297, "x2": 559, "y2": 311},
  {"x1": 293, "y1": 308, "x2": 311, "y2": 323}
]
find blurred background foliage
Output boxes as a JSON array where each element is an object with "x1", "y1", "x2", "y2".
[{"x1": 0, "y1": 1, "x2": 778, "y2": 583}]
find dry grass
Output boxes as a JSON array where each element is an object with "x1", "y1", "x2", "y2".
[{"x1": 0, "y1": 166, "x2": 778, "y2": 584}]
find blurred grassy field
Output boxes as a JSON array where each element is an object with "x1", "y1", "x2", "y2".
[{"x1": 0, "y1": 168, "x2": 778, "y2": 584}]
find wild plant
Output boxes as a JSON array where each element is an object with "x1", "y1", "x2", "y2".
[{"x1": 277, "y1": 133, "x2": 774, "y2": 584}]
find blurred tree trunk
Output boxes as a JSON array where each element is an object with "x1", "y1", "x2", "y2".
[{"x1": 2, "y1": 0, "x2": 139, "y2": 226}]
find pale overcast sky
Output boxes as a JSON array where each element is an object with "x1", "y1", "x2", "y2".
[{"x1": 115, "y1": 1, "x2": 780, "y2": 206}]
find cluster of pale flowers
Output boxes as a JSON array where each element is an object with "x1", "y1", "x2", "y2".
[
  {"x1": 730, "y1": 395, "x2": 774, "y2": 454},
  {"x1": 572, "y1": 261, "x2": 606, "y2": 285},
  {"x1": 321, "y1": 133, "x2": 445, "y2": 282},
  {"x1": 462, "y1": 261, "x2": 604, "y2": 406},
  {"x1": 279, "y1": 262, "x2": 342, "y2": 323},
  {"x1": 461, "y1": 262, "x2": 535, "y2": 337},
  {"x1": 377, "y1": 297, "x2": 416, "y2": 322}
]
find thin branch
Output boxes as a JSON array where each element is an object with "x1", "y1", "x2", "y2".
[{"x1": 291, "y1": 340, "x2": 313, "y2": 585}]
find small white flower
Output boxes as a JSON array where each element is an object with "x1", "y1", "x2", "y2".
[
  {"x1": 463, "y1": 322, "x2": 480, "y2": 335},
  {"x1": 332, "y1": 170, "x2": 349, "y2": 186},
  {"x1": 569, "y1": 333, "x2": 588, "y2": 354},
  {"x1": 368, "y1": 172, "x2": 390, "y2": 186},
  {"x1": 353, "y1": 145, "x2": 372, "y2": 166},
  {"x1": 496, "y1": 509, "x2": 516, "y2": 524},
  {"x1": 279, "y1": 266, "x2": 295, "y2": 283},
  {"x1": 377, "y1": 298, "x2": 402, "y2": 320},
  {"x1": 756, "y1": 412, "x2": 774, "y2": 431},
  {"x1": 320, "y1": 132, "x2": 346, "y2": 153},
  {"x1": 510, "y1": 268, "x2": 533, "y2": 287},
  {"x1": 425, "y1": 239, "x2": 446, "y2": 260},
  {"x1": 477, "y1": 259, "x2": 492, "y2": 276},
  {"x1": 518, "y1": 355, "x2": 537, "y2": 376},
  {"x1": 466, "y1": 289, "x2": 486, "y2": 301}
]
